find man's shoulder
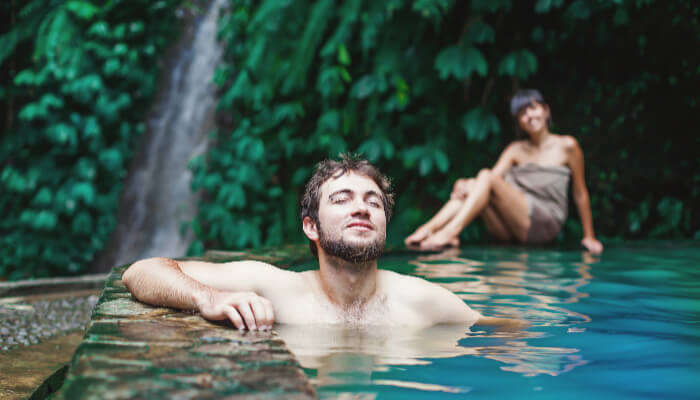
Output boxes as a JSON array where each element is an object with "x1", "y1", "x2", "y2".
[
  {"x1": 379, "y1": 270, "x2": 445, "y2": 301},
  {"x1": 379, "y1": 269, "x2": 424, "y2": 285},
  {"x1": 379, "y1": 269, "x2": 479, "y2": 325}
]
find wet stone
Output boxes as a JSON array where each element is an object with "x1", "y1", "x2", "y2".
[
  {"x1": 93, "y1": 298, "x2": 162, "y2": 317},
  {"x1": 0, "y1": 293, "x2": 99, "y2": 353},
  {"x1": 53, "y1": 264, "x2": 316, "y2": 399}
]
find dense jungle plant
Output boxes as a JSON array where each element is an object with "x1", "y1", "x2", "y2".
[
  {"x1": 1, "y1": 0, "x2": 697, "y2": 279},
  {"x1": 190, "y1": 0, "x2": 698, "y2": 254},
  {"x1": 0, "y1": 0, "x2": 183, "y2": 279}
]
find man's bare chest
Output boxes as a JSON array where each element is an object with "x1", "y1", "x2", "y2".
[{"x1": 273, "y1": 293, "x2": 424, "y2": 327}]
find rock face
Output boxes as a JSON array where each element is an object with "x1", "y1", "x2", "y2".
[{"x1": 53, "y1": 261, "x2": 317, "y2": 399}]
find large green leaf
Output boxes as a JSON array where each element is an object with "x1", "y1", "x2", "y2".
[
  {"x1": 497, "y1": 49, "x2": 538, "y2": 79},
  {"x1": 534, "y1": 0, "x2": 564, "y2": 13},
  {"x1": 466, "y1": 21, "x2": 495, "y2": 44},
  {"x1": 434, "y1": 46, "x2": 488, "y2": 80},
  {"x1": 66, "y1": 1, "x2": 100, "y2": 20},
  {"x1": 461, "y1": 107, "x2": 501, "y2": 142}
]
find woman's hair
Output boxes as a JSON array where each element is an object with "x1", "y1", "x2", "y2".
[{"x1": 509, "y1": 89, "x2": 552, "y2": 138}]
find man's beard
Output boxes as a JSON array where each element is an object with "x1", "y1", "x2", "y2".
[{"x1": 318, "y1": 221, "x2": 384, "y2": 264}]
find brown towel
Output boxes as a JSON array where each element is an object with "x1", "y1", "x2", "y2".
[{"x1": 504, "y1": 163, "x2": 571, "y2": 243}]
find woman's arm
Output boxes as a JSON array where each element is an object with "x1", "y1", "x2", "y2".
[
  {"x1": 565, "y1": 137, "x2": 603, "y2": 254},
  {"x1": 491, "y1": 142, "x2": 519, "y2": 177}
]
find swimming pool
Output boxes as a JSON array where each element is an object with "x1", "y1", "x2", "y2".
[{"x1": 287, "y1": 243, "x2": 700, "y2": 399}]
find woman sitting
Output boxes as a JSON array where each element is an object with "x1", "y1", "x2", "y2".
[{"x1": 405, "y1": 89, "x2": 603, "y2": 254}]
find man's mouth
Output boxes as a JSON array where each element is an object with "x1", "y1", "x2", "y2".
[{"x1": 346, "y1": 221, "x2": 374, "y2": 231}]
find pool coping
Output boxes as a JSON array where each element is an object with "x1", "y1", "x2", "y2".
[
  {"x1": 0, "y1": 274, "x2": 107, "y2": 299},
  {"x1": 48, "y1": 247, "x2": 318, "y2": 399}
]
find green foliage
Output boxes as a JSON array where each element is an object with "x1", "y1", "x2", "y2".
[
  {"x1": 1, "y1": 0, "x2": 697, "y2": 280},
  {"x1": 0, "y1": 0, "x2": 183, "y2": 279},
  {"x1": 435, "y1": 46, "x2": 488, "y2": 80},
  {"x1": 192, "y1": 0, "x2": 697, "y2": 254}
]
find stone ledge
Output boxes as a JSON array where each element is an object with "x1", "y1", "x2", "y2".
[
  {"x1": 0, "y1": 274, "x2": 107, "y2": 298},
  {"x1": 52, "y1": 264, "x2": 316, "y2": 399}
]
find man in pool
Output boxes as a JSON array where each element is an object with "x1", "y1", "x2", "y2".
[{"x1": 123, "y1": 155, "x2": 521, "y2": 330}]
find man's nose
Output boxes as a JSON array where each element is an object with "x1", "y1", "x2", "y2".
[{"x1": 350, "y1": 198, "x2": 370, "y2": 217}]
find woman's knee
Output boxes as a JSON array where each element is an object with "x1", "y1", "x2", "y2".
[
  {"x1": 452, "y1": 178, "x2": 467, "y2": 191},
  {"x1": 451, "y1": 179, "x2": 468, "y2": 199},
  {"x1": 476, "y1": 168, "x2": 492, "y2": 183}
]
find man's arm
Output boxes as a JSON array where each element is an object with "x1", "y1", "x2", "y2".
[
  {"x1": 122, "y1": 257, "x2": 295, "y2": 330},
  {"x1": 404, "y1": 274, "x2": 529, "y2": 330},
  {"x1": 397, "y1": 273, "x2": 481, "y2": 325},
  {"x1": 475, "y1": 316, "x2": 530, "y2": 331}
]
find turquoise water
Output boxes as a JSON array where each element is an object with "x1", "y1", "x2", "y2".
[{"x1": 288, "y1": 243, "x2": 700, "y2": 399}]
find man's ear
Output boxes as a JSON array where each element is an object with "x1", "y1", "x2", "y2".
[{"x1": 302, "y1": 216, "x2": 319, "y2": 241}]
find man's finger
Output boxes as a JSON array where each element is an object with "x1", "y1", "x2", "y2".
[
  {"x1": 256, "y1": 297, "x2": 275, "y2": 329},
  {"x1": 235, "y1": 302, "x2": 257, "y2": 331},
  {"x1": 250, "y1": 299, "x2": 267, "y2": 328},
  {"x1": 222, "y1": 305, "x2": 244, "y2": 330},
  {"x1": 264, "y1": 298, "x2": 275, "y2": 329}
]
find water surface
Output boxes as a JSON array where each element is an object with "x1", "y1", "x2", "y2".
[{"x1": 288, "y1": 243, "x2": 700, "y2": 399}]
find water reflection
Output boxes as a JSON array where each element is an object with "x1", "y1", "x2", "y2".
[
  {"x1": 276, "y1": 323, "x2": 478, "y2": 392},
  {"x1": 278, "y1": 250, "x2": 596, "y2": 394},
  {"x1": 410, "y1": 249, "x2": 595, "y2": 375},
  {"x1": 410, "y1": 249, "x2": 595, "y2": 326}
]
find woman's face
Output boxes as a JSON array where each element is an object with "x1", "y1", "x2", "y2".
[{"x1": 517, "y1": 101, "x2": 550, "y2": 136}]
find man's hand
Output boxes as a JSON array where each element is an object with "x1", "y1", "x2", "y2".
[
  {"x1": 192, "y1": 289, "x2": 274, "y2": 331},
  {"x1": 581, "y1": 237, "x2": 603, "y2": 255}
]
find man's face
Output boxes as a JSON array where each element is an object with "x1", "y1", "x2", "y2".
[{"x1": 314, "y1": 171, "x2": 387, "y2": 263}]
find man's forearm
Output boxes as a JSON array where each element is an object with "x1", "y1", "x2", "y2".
[
  {"x1": 477, "y1": 316, "x2": 530, "y2": 331},
  {"x1": 122, "y1": 257, "x2": 212, "y2": 310}
]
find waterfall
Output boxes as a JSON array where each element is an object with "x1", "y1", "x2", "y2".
[{"x1": 93, "y1": 0, "x2": 226, "y2": 272}]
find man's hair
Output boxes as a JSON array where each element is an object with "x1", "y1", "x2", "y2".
[
  {"x1": 300, "y1": 154, "x2": 394, "y2": 257},
  {"x1": 510, "y1": 89, "x2": 552, "y2": 137}
]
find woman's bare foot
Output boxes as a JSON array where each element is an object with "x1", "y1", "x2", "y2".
[
  {"x1": 404, "y1": 225, "x2": 433, "y2": 247},
  {"x1": 419, "y1": 232, "x2": 460, "y2": 251}
]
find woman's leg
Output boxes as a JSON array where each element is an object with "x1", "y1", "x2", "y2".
[
  {"x1": 405, "y1": 179, "x2": 474, "y2": 246},
  {"x1": 404, "y1": 199, "x2": 463, "y2": 246},
  {"x1": 481, "y1": 205, "x2": 513, "y2": 242},
  {"x1": 487, "y1": 174, "x2": 531, "y2": 242},
  {"x1": 420, "y1": 169, "x2": 529, "y2": 249}
]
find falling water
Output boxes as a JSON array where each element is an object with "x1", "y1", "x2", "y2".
[{"x1": 93, "y1": 0, "x2": 226, "y2": 272}]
